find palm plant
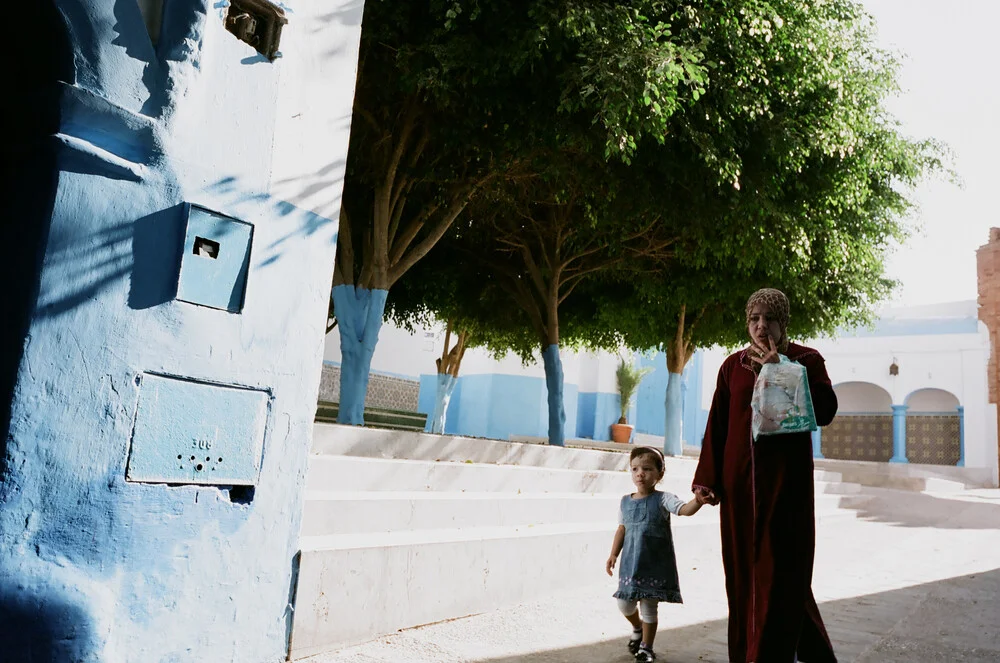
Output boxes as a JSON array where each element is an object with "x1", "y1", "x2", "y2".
[{"x1": 616, "y1": 358, "x2": 653, "y2": 424}]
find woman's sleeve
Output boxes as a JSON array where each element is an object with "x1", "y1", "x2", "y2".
[
  {"x1": 803, "y1": 353, "x2": 838, "y2": 427},
  {"x1": 692, "y1": 362, "x2": 730, "y2": 497}
]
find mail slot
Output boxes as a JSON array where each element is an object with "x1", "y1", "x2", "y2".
[{"x1": 126, "y1": 373, "x2": 269, "y2": 486}]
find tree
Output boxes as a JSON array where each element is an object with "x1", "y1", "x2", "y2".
[
  {"x1": 334, "y1": 0, "x2": 711, "y2": 424},
  {"x1": 391, "y1": 0, "x2": 945, "y2": 449},
  {"x1": 387, "y1": 213, "x2": 631, "y2": 444},
  {"x1": 570, "y1": 0, "x2": 946, "y2": 455}
]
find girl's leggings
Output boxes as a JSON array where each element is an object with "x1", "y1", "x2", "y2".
[{"x1": 616, "y1": 598, "x2": 658, "y2": 623}]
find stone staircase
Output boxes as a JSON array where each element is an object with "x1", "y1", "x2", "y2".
[
  {"x1": 314, "y1": 400, "x2": 428, "y2": 432},
  {"x1": 287, "y1": 426, "x2": 867, "y2": 660}
]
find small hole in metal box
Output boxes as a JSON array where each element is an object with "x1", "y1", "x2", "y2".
[{"x1": 193, "y1": 236, "x2": 220, "y2": 259}]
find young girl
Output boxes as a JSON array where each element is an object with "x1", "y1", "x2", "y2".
[{"x1": 606, "y1": 446, "x2": 703, "y2": 662}]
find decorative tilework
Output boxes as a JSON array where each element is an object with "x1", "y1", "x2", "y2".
[
  {"x1": 822, "y1": 415, "x2": 893, "y2": 462},
  {"x1": 906, "y1": 415, "x2": 961, "y2": 465},
  {"x1": 318, "y1": 365, "x2": 420, "y2": 411}
]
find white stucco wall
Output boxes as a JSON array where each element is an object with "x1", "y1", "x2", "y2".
[{"x1": 324, "y1": 320, "x2": 621, "y2": 392}]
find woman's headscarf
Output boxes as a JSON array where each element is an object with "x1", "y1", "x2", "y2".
[{"x1": 745, "y1": 288, "x2": 790, "y2": 352}]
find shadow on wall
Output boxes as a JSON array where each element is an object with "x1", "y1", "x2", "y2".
[
  {"x1": 0, "y1": 0, "x2": 74, "y2": 462},
  {"x1": 32, "y1": 204, "x2": 185, "y2": 318},
  {"x1": 0, "y1": 586, "x2": 98, "y2": 661},
  {"x1": 32, "y1": 176, "x2": 343, "y2": 321}
]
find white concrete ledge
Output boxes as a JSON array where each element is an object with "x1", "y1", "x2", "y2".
[
  {"x1": 304, "y1": 455, "x2": 639, "y2": 494},
  {"x1": 300, "y1": 491, "x2": 623, "y2": 537},
  {"x1": 814, "y1": 458, "x2": 996, "y2": 490},
  {"x1": 313, "y1": 424, "x2": 631, "y2": 471},
  {"x1": 290, "y1": 527, "x2": 625, "y2": 658}
]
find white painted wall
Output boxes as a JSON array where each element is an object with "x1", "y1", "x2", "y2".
[
  {"x1": 324, "y1": 319, "x2": 620, "y2": 391},
  {"x1": 906, "y1": 389, "x2": 961, "y2": 412},
  {"x1": 835, "y1": 382, "x2": 893, "y2": 413}
]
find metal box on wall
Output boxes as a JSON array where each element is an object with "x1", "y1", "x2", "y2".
[
  {"x1": 126, "y1": 373, "x2": 269, "y2": 485},
  {"x1": 176, "y1": 204, "x2": 253, "y2": 313}
]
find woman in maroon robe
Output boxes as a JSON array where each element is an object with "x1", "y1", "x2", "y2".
[{"x1": 693, "y1": 289, "x2": 839, "y2": 663}]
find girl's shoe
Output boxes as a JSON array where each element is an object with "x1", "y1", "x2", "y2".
[
  {"x1": 635, "y1": 645, "x2": 656, "y2": 662},
  {"x1": 627, "y1": 630, "x2": 642, "y2": 655}
]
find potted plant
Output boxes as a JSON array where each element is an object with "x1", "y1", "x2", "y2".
[{"x1": 611, "y1": 358, "x2": 652, "y2": 444}]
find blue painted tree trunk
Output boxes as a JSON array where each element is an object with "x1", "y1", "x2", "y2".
[
  {"x1": 663, "y1": 372, "x2": 684, "y2": 456},
  {"x1": 332, "y1": 285, "x2": 387, "y2": 425},
  {"x1": 542, "y1": 344, "x2": 566, "y2": 446},
  {"x1": 429, "y1": 373, "x2": 457, "y2": 434}
]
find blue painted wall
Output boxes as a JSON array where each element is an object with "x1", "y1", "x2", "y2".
[
  {"x1": 587, "y1": 391, "x2": 624, "y2": 441},
  {"x1": 418, "y1": 373, "x2": 590, "y2": 441},
  {"x1": 0, "y1": 2, "x2": 362, "y2": 661},
  {"x1": 635, "y1": 351, "x2": 706, "y2": 447},
  {"x1": 576, "y1": 392, "x2": 598, "y2": 438},
  {"x1": 683, "y1": 352, "x2": 706, "y2": 447},
  {"x1": 414, "y1": 352, "x2": 708, "y2": 446},
  {"x1": 636, "y1": 352, "x2": 667, "y2": 436}
]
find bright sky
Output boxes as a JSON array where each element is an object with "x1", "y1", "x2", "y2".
[{"x1": 862, "y1": 0, "x2": 1000, "y2": 307}]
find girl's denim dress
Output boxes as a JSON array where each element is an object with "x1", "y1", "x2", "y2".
[{"x1": 613, "y1": 491, "x2": 683, "y2": 603}]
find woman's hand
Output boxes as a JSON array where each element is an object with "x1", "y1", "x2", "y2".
[
  {"x1": 606, "y1": 555, "x2": 617, "y2": 576},
  {"x1": 694, "y1": 486, "x2": 719, "y2": 506},
  {"x1": 750, "y1": 335, "x2": 780, "y2": 366}
]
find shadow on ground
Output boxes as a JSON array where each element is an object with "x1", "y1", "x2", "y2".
[
  {"x1": 472, "y1": 568, "x2": 1000, "y2": 663},
  {"x1": 839, "y1": 490, "x2": 1000, "y2": 530}
]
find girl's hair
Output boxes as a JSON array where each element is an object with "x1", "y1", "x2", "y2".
[{"x1": 629, "y1": 446, "x2": 664, "y2": 474}]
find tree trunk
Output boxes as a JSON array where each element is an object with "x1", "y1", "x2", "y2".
[
  {"x1": 429, "y1": 323, "x2": 466, "y2": 434},
  {"x1": 664, "y1": 371, "x2": 684, "y2": 456},
  {"x1": 542, "y1": 344, "x2": 566, "y2": 447},
  {"x1": 663, "y1": 305, "x2": 698, "y2": 456},
  {"x1": 429, "y1": 373, "x2": 458, "y2": 434},
  {"x1": 332, "y1": 284, "x2": 387, "y2": 425}
]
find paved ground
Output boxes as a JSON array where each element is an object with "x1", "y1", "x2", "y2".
[{"x1": 301, "y1": 487, "x2": 1000, "y2": 663}]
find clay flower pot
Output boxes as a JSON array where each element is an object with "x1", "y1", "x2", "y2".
[{"x1": 610, "y1": 423, "x2": 634, "y2": 444}]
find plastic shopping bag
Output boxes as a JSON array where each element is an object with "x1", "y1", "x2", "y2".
[{"x1": 751, "y1": 355, "x2": 818, "y2": 439}]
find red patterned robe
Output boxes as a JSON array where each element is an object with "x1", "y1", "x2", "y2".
[{"x1": 693, "y1": 343, "x2": 839, "y2": 663}]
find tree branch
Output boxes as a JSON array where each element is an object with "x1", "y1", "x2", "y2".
[
  {"x1": 683, "y1": 305, "x2": 708, "y2": 347},
  {"x1": 453, "y1": 331, "x2": 468, "y2": 377},
  {"x1": 389, "y1": 201, "x2": 439, "y2": 267},
  {"x1": 388, "y1": 175, "x2": 493, "y2": 287}
]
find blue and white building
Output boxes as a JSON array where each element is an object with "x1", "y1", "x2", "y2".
[{"x1": 325, "y1": 299, "x2": 998, "y2": 484}]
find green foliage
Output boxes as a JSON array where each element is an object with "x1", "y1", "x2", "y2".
[
  {"x1": 341, "y1": 0, "x2": 716, "y2": 293},
  {"x1": 616, "y1": 358, "x2": 653, "y2": 422},
  {"x1": 385, "y1": 0, "x2": 946, "y2": 372}
]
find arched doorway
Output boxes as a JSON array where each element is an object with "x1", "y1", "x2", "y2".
[
  {"x1": 905, "y1": 388, "x2": 961, "y2": 465},
  {"x1": 822, "y1": 382, "x2": 894, "y2": 461}
]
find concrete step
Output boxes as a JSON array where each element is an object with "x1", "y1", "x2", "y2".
[
  {"x1": 300, "y1": 491, "x2": 622, "y2": 537},
  {"x1": 290, "y1": 524, "x2": 636, "y2": 658},
  {"x1": 305, "y1": 455, "x2": 638, "y2": 494},
  {"x1": 315, "y1": 404, "x2": 427, "y2": 432},
  {"x1": 289, "y1": 487, "x2": 871, "y2": 660},
  {"x1": 300, "y1": 490, "x2": 869, "y2": 538},
  {"x1": 305, "y1": 455, "x2": 847, "y2": 496},
  {"x1": 312, "y1": 424, "x2": 632, "y2": 472},
  {"x1": 817, "y1": 481, "x2": 864, "y2": 495},
  {"x1": 814, "y1": 458, "x2": 996, "y2": 491}
]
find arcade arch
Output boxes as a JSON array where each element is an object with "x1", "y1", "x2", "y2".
[{"x1": 822, "y1": 382, "x2": 893, "y2": 461}]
